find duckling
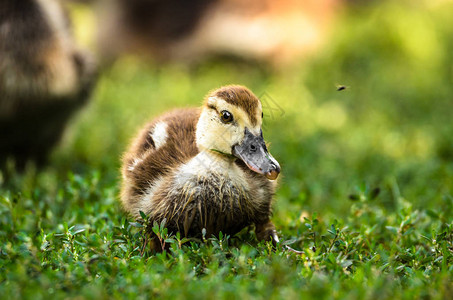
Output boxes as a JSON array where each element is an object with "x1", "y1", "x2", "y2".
[{"x1": 121, "y1": 85, "x2": 281, "y2": 246}]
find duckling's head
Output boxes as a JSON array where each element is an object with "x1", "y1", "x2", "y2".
[{"x1": 196, "y1": 85, "x2": 281, "y2": 180}]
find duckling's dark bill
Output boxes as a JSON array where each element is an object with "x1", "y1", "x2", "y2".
[{"x1": 232, "y1": 128, "x2": 281, "y2": 180}]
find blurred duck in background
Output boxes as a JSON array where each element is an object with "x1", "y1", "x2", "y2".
[
  {"x1": 96, "y1": 0, "x2": 340, "y2": 66},
  {"x1": 0, "y1": 0, "x2": 97, "y2": 168}
]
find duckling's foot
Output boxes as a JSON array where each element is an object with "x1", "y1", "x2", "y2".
[
  {"x1": 145, "y1": 235, "x2": 171, "y2": 254},
  {"x1": 256, "y1": 221, "x2": 279, "y2": 246}
]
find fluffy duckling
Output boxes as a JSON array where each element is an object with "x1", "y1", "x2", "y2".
[{"x1": 121, "y1": 85, "x2": 281, "y2": 245}]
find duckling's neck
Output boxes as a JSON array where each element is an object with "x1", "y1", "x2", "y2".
[
  {"x1": 196, "y1": 149, "x2": 236, "y2": 171},
  {"x1": 177, "y1": 150, "x2": 235, "y2": 175},
  {"x1": 209, "y1": 148, "x2": 236, "y2": 159}
]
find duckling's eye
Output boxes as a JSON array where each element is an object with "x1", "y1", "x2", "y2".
[
  {"x1": 220, "y1": 110, "x2": 233, "y2": 123},
  {"x1": 261, "y1": 112, "x2": 264, "y2": 118}
]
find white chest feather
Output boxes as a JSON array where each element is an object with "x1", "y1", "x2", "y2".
[{"x1": 175, "y1": 151, "x2": 249, "y2": 189}]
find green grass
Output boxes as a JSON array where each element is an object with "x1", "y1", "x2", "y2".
[{"x1": 1, "y1": 1, "x2": 453, "y2": 299}]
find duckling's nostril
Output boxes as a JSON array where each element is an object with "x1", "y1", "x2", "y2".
[
  {"x1": 250, "y1": 144, "x2": 257, "y2": 152},
  {"x1": 270, "y1": 163, "x2": 281, "y2": 173}
]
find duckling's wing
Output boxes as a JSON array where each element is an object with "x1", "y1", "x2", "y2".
[{"x1": 122, "y1": 108, "x2": 200, "y2": 196}]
